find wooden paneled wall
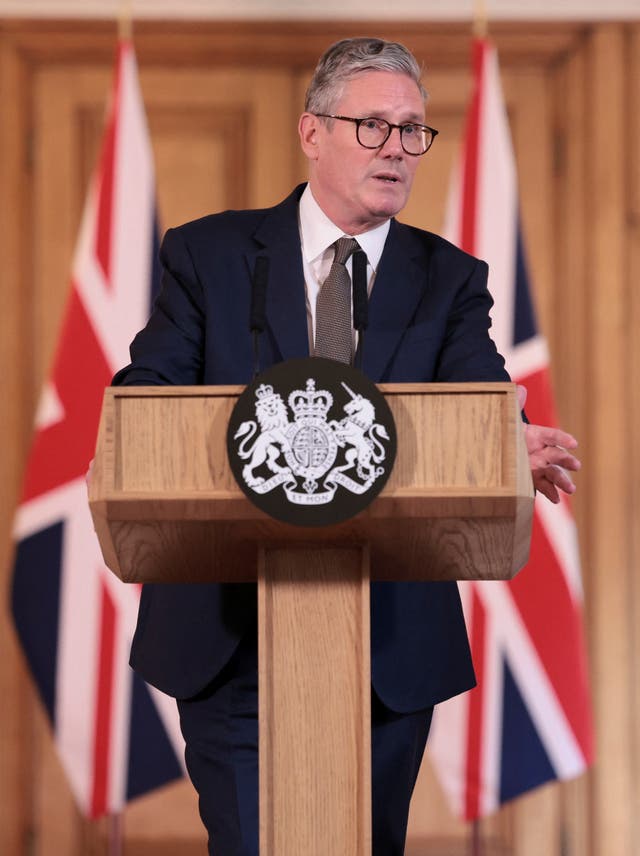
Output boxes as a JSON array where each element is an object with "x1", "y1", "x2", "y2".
[{"x1": 1, "y1": 18, "x2": 639, "y2": 856}]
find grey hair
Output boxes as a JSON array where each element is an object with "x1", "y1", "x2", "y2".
[{"x1": 304, "y1": 37, "x2": 427, "y2": 115}]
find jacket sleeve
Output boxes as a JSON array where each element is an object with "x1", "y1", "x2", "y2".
[{"x1": 435, "y1": 258, "x2": 510, "y2": 383}]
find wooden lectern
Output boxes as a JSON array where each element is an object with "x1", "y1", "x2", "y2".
[{"x1": 89, "y1": 382, "x2": 533, "y2": 856}]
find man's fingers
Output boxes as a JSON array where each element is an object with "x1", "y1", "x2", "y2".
[
  {"x1": 529, "y1": 447, "x2": 581, "y2": 474},
  {"x1": 546, "y1": 465, "x2": 576, "y2": 494},
  {"x1": 532, "y1": 464, "x2": 576, "y2": 502},
  {"x1": 540, "y1": 446, "x2": 582, "y2": 472},
  {"x1": 525, "y1": 423, "x2": 578, "y2": 449},
  {"x1": 534, "y1": 478, "x2": 560, "y2": 504}
]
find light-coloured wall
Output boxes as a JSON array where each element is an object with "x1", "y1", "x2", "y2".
[{"x1": 0, "y1": 0, "x2": 639, "y2": 20}]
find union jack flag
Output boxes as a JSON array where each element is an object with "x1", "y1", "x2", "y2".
[
  {"x1": 10, "y1": 40, "x2": 185, "y2": 818},
  {"x1": 428, "y1": 38, "x2": 594, "y2": 819}
]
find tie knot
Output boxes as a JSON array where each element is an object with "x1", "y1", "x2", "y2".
[{"x1": 333, "y1": 237, "x2": 360, "y2": 266}]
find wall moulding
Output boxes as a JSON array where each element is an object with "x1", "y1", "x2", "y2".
[
  {"x1": 0, "y1": 0, "x2": 638, "y2": 22},
  {"x1": 0, "y1": 19, "x2": 589, "y2": 68}
]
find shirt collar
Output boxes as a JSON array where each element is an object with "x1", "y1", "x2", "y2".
[{"x1": 299, "y1": 184, "x2": 390, "y2": 271}]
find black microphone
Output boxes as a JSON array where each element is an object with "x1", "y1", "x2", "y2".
[
  {"x1": 250, "y1": 256, "x2": 269, "y2": 378},
  {"x1": 352, "y1": 249, "x2": 368, "y2": 369}
]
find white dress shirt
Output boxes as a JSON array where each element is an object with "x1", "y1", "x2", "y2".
[{"x1": 298, "y1": 184, "x2": 390, "y2": 352}]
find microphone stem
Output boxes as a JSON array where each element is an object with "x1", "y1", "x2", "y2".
[{"x1": 252, "y1": 330, "x2": 261, "y2": 380}]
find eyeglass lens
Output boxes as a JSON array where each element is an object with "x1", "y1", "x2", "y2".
[{"x1": 357, "y1": 118, "x2": 432, "y2": 154}]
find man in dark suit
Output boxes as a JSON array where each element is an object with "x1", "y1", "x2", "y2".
[{"x1": 113, "y1": 37, "x2": 579, "y2": 856}]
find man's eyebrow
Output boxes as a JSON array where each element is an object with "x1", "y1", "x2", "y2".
[{"x1": 358, "y1": 111, "x2": 426, "y2": 124}]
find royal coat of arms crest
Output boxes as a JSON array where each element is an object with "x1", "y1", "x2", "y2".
[{"x1": 227, "y1": 358, "x2": 396, "y2": 525}]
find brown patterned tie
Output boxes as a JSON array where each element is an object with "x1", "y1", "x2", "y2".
[{"x1": 314, "y1": 237, "x2": 360, "y2": 365}]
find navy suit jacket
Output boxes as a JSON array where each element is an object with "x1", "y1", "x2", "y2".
[{"x1": 113, "y1": 184, "x2": 509, "y2": 712}]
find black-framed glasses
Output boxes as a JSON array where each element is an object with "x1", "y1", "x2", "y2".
[{"x1": 315, "y1": 114, "x2": 438, "y2": 156}]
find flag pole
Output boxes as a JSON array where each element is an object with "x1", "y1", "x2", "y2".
[
  {"x1": 470, "y1": 816, "x2": 483, "y2": 856},
  {"x1": 108, "y1": 812, "x2": 124, "y2": 856},
  {"x1": 107, "y1": 2, "x2": 130, "y2": 841},
  {"x1": 473, "y1": 0, "x2": 489, "y2": 39},
  {"x1": 107, "y1": 12, "x2": 133, "y2": 855},
  {"x1": 469, "y1": 8, "x2": 487, "y2": 852},
  {"x1": 119, "y1": 0, "x2": 133, "y2": 40},
  {"x1": 106, "y1": 11, "x2": 132, "y2": 856}
]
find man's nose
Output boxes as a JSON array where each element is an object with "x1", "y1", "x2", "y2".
[{"x1": 380, "y1": 126, "x2": 404, "y2": 156}]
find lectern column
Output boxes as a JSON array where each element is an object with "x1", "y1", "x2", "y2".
[{"x1": 258, "y1": 545, "x2": 372, "y2": 855}]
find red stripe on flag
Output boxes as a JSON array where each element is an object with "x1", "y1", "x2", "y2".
[
  {"x1": 510, "y1": 367, "x2": 593, "y2": 761},
  {"x1": 95, "y1": 118, "x2": 116, "y2": 283},
  {"x1": 509, "y1": 516, "x2": 594, "y2": 762},
  {"x1": 512, "y1": 368, "x2": 593, "y2": 758},
  {"x1": 95, "y1": 42, "x2": 128, "y2": 286},
  {"x1": 460, "y1": 39, "x2": 487, "y2": 254},
  {"x1": 21, "y1": 287, "x2": 113, "y2": 502},
  {"x1": 90, "y1": 579, "x2": 117, "y2": 818},
  {"x1": 465, "y1": 588, "x2": 486, "y2": 820},
  {"x1": 513, "y1": 366, "x2": 557, "y2": 428}
]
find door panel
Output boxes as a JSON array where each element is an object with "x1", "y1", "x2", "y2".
[{"x1": 33, "y1": 64, "x2": 297, "y2": 392}]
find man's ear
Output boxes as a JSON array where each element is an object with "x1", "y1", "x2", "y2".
[{"x1": 298, "y1": 112, "x2": 321, "y2": 160}]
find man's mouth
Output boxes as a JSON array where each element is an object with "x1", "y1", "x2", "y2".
[{"x1": 374, "y1": 173, "x2": 400, "y2": 183}]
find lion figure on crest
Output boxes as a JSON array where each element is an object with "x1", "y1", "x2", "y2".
[{"x1": 234, "y1": 385, "x2": 291, "y2": 488}]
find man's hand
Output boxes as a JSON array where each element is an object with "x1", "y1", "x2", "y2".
[{"x1": 517, "y1": 384, "x2": 581, "y2": 504}]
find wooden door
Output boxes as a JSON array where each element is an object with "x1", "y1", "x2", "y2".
[{"x1": 25, "y1": 45, "x2": 559, "y2": 856}]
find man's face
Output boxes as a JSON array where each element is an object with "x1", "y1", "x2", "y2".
[{"x1": 299, "y1": 70, "x2": 426, "y2": 235}]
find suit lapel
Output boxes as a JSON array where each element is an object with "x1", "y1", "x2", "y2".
[
  {"x1": 246, "y1": 186, "x2": 310, "y2": 364},
  {"x1": 245, "y1": 194, "x2": 430, "y2": 378},
  {"x1": 362, "y1": 220, "x2": 429, "y2": 381}
]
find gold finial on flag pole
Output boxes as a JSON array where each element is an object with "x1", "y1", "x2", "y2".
[
  {"x1": 118, "y1": 0, "x2": 133, "y2": 41},
  {"x1": 473, "y1": 0, "x2": 489, "y2": 38}
]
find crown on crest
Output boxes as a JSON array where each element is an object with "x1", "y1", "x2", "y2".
[
  {"x1": 255, "y1": 383, "x2": 274, "y2": 399},
  {"x1": 254, "y1": 383, "x2": 284, "y2": 407},
  {"x1": 289, "y1": 379, "x2": 333, "y2": 420}
]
